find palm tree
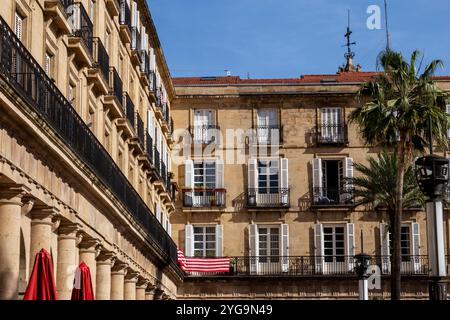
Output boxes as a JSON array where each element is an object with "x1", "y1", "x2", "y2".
[
  {"x1": 352, "y1": 151, "x2": 423, "y2": 238},
  {"x1": 350, "y1": 50, "x2": 448, "y2": 300}
]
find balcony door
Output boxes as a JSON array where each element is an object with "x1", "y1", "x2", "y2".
[
  {"x1": 258, "y1": 226, "x2": 281, "y2": 273},
  {"x1": 193, "y1": 109, "x2": 215, "y2": 144},
  {"x1": 320, "y1": 107, "x2": 343, "y2": 143},
  {"x1": 256, "y1": 109, "x2": 278, "y2": 144}
]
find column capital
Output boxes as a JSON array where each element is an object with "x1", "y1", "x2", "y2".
[
  {"x1": 0, "y1": 183, "x2": 30, "y2": 204},
  {"x1": 57, "y1": 222, "x2": 82, "y2": 240},
  {"x1": 136, "y1": 277, "x2": 149, "y2": 288},
  {"x1": 111, "y1": 260, "x2": 128, "y2": 274},
  {"x1": 125, "y1": 269, "x2": 140, "y2": 282},
  {"x1": 21, "y1": 196, "x2": 35, "y2": 216},
  {"x1": 78, "y1": 237, "x2": 101, "y2": 252},
  {"x1": 96, "y1": 249, "x2": 116, "y2": 265},
  {"x1": 29, "y1": 205, "x2": 59, "y2": 226}
]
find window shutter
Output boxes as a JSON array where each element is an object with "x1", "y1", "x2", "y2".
[
  {"x1": 344, "y1": 157, "x2": 354, "y2": 179},
  {"x1": 411, "y1": 222, "x2": 421, "y2": 272},
  {"x1": 215, "y1": 159, "x2": 224, "y2": 189},
  {"x1": 249, "y1": 224, "x2": 258, "y2": 274},
  {"x1": 44, "y1": 53, "x2": 51, "y2": 76},
  {"x1": 281, "y1": 224, "x2": 289, "y2": 272},
  {"x1": 131, "y1": 1, "x2": 137, "y2": 27},
  {"x1": 346, "y1": 223, "x2": 355, "y2": 271},
  {"x1": 184, "y1": 159, "x2": 194, "y2": 207},
  {"x1": 314, "y1": 224, "x2": 324, "y2": 274},
  {"x1": 15, "y1": 13, "x2": 23, "y2": 41},
  {"x1": 312, "y1": 158, "x2": 323, "y2": 202},
  {"x1": 216, "y1": 225, "x2": 223, "y2": 257},
  {"x1": 71, "y1": 5, "x2": 80, "y2": 31},
  {"x1": 280, "y1": 158, "x2": 289, "y2": 205},
  {"x1": 380, "y1": 222, "x2": 391, "y2": 274},
  {"x1": 248, "y1": 158, "x2": 257, "y2": 190},
  {"x1": 168, "y1": 223, "x2": 172, "y2": 237},
  {"x1": 162, "y1": 213, "x2": 167, "y2": 231},
  {"x1": 185, "y1": 224, "x2": 194, "y2": 257},
  {"x1": 156, "y1": 203, "x2": 161, "y2": 222}
]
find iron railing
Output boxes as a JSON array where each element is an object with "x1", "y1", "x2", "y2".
[
  {"x1": 317, "y1": 124, "x2": 348, "y2": 144},
  {"x1": 123, "y1": 92, "x2": 135, "y2": 129},
  {"x1": 192, "y1": 125, "x2": 220, "y2": 144},
  {"x1": 155, "y1": 86, "x2": 163, "y2": 108},
  {"x1": 119, "y1": 0, "x2": 132, "y2": 31},
  {"x1": 71, "y1": 3, "x2": 93, "y2": 56},
  {"x1": 0, "y1": 16, "x2": 178, "y2": 266},
  {"x1": 92, "y1": 37, "x2": 109, "y2": 82},
  {"x1": 146, "y1": 133, "x2": 153, "y2": 164},
  {"x1": 139, "y1": 50, "x2": 149, "y2": 74},
  {"x1": 136, "y1": 114, "x2": 145, "y2": 147},
  {"x1": 149, "y1": 70, "x2": 157, "y2": 92},
  {"x1": 246, "y1": 188, "x2": 290, "y2": 208},
  {"x1": 252, "y1": 125, "x2": 282, "y2": 145},
  {"x1": 153, "y1": 147, "x2": 161, "y2": 175},
  {"x1": 161, "y1": 161, "x2": 167, "y2": 185},
  {"x1": 183, "y1": 189, "x2": 226, "y2": 207},
  {"x1": 312, "y1": 186, "x2": 354, "y2": 206},
  {"x1": 108, "y1": 67, "x2": 123, "y2": 107},
  {"x1": 60, "y1": 0, "x2": 74, "y2": 11},
  {"x1": 131, "y1": 27, "x2": 141, "y2": 51},
  {"x1": 184, "y1": 255, "x2": 430, "y2": 277}
]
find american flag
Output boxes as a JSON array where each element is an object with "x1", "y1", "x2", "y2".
[{"x1": 177, "y1": 248, "x2": 230, "y2": 273}]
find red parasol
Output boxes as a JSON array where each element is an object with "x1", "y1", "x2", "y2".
[
  {"x1": 23, "y1": 248, "x2": 58, "y2": 300},
  {"x1": 71, "y1": 262, "x2": 95, "y2": 300}
]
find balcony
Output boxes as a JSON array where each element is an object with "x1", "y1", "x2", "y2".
[
  {"x1": 146, "y1": 133, "x2": 154, "y2": 165},
  {"x1": 105, "y1": 0, "x2": 120, "y2": 17},
  {"x1": 43, "y1": 0, "x2": 72, "y2": 35},
  {"x1": 0, "y1": 16, "x2": 180, "y2": 270},
  {"x1": 115, "y1": 92, "x2": 135, "y2": 138},
  {"x1": 148, "y1": 70, "x2": 157, "y2": 93},
  {"x1": 161, "y1": 103, "x2": 171, "y2": 134},
  {"x1": 119, "y1": 0, "x2": 132, "y2": 44},
  {"x1": 182, "y1": 189, "x2": 226, "y2": 208},
  {"x1": 316, "y1": 124, "x2": 348, "y2": 145},
  {"x1": 87, "y1": 38, "x2": 109, "y2": 95},
  {"x1": 251, "y1": 125, "x2": 282, "y2": 145},
  {"x1": 153, "y1": 147, "x2": 161, "y2": 177},
  {"x1": 312, "y1": 186, "x2": 354, "y2": 207},
  {"x1": 191, "y1": 125, "x2": 220, "y2": 145},
  {"x1": 104, "y1": 67, "x2": 124, "y2": 119},
  {"x1": 154, "y1": 87, "x2": 163, "y2": 119},
  {"x1": 130, "y1": 27, "x2": 142, "y2": 65},
  {"x1": 67, "y1": 3, "x2": 94, "y2": 67},
  {"x1": 246, "y1": 188, "x2": 290, "y2": 209},
  {"x1": 139, "y1": 50, "x2": 150, "y2": 87},
  {"x1": 185, "y1": 255, "x2": 430, "y2": 277}
]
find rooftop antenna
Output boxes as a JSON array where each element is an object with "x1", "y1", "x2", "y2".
[
  {"x1": 344, "y1": 9, "x2": 356, "y2": 61},
  {"x1": 384, "y1": 0, "x2": 391, "y2": 51}
]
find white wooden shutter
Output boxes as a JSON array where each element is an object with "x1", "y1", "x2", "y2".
[
  {"x1": 380, "y1": 222, "x2": 391, "y2": 274},
  {"x1": 346, "y1": 223, "x2": 355, "y2": 271},
  {"x1": 248, "y1": 158, "x2": 258, "y2": 189},
  {"x1": 162, "y1": 213, "x2": 167, "y2": 231},
  {"x1": 215, "y1": 159, "x2": 224, "y2": 188},
  {"x1": 147, "y1": 110, "x2": 154, "y2": 138},
  {"x1": 249, "y1": 224, "x2": 258, "y2": 274},
  {"x1": 411, "y1": 222, "x2": 421, "y2": 273},
  {"x1": 342, "y1": 157, "x2": 354, "y2": 203},
  {"x1": 185, "y1": 224, "x2": 194, "y2": 257},
  {"x1": 312, "y1": 158, "x2": 323, "y2": 202},
  {"x1": 280, "y1": 158, "x2": 289, "y2": 205},
  {"x1": 71, "y1": 5, "x2": 80, "y2": 31},
  {"x1": 156, "y1": 203, "x2": 161, "y2": 222},
  {"x1": 184, "y1": 159, "x2": 194, "y2": 207},
  {"x1": 216, "y1": 225, "x2": 223, "y2": 257},
  {"x1": 131, "y1": 1, "x2": 137, "y2": 27},
  {"x1": 44, "y1": 53, "x2": 51, "y2": 76},
  {"x1": 168, "y1": 223, "x2": 172, "y2": 237},
  {"x1": 314, "y1": 224, "x2": 324, "y2": 273},
  {"x1": 281, "y1": 224, "x2": 289, "y2": 272},
  {"x1": 15, "y1": 13, "x2": 23, "y2": 40}
]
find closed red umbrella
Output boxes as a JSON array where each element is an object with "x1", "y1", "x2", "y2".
[
  {"x1": 23, "y1": 248, "x2": 57, "y2": 300},
  {"x1": 71, "y1": 262, "x2": 94, "y2": 300}
]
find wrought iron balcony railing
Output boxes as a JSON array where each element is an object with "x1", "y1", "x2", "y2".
[
  {"x1": 131, "y1": 27, "x2": 141, "y2": 51},
  {"x1": 146, "y1": 133, "x2": 153, "y2": 165},
  {"x1": 184, "y1": 255, "x2": 430, "y2": 277},
  {"x1": 192, "y1": 125, "x2": 220, "y2": 144},
  {"x1": 316, "y1": 124, "x2": 348, "y2": 145},
  {"x1": 0, "y1": 16, "x2": 179, "y2": 268},
  {"x1": 119, "y1": 0, "x2": 132, "y2": 30},
  {"x1": 149, "y1": 70, "x2": 157, "y2": 92},
  {"x1": 246, "y1": 188, "x2": 290, "y2": 208},
  {"x1": 139, "y1": 50, "x2": 150, "y2": 74},
  {"x1": 251, "y1": 125, "x2": 282, "y2": 145},
  {"x1": 136, "y1": 114, "x2": 145, "y2": 147},
  {"x1": 70, "y1": 3, "x2": 93, "y2": 56},
  {"x1": 183, "y1": 189, "x2": 226, "y2": 208},
  {"x1": 312, "y1": 186, "x2": 354, "y2": 206},
  {"x1": 153, "y1": 147, "x2": 161, "y2": 175},
  {"x1": 123, "y1": 92, "x2": 135, "y2": 129},
  {"x1": 92, "y1": 37, "x2": 109, "y2": 82},
  {"x1": 108, "y1": 67, "x2": 123, "y2": 107}
]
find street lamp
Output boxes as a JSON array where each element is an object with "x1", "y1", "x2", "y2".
[
  {"x1": 415, "y1": 154, "x2": 448, "y2": 300},
  {"x1": 354, "y1": 253, "x2": 371, "y2": 300}
]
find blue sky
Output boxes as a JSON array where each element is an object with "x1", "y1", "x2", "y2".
[{"x1": 148, "y1": 0, "x2": 450, "y2": 78}]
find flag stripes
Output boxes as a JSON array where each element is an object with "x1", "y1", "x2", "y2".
[{"x1": 177, "y1": 248, "x2": 230, "y2": 273}]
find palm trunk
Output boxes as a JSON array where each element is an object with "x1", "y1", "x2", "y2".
[{"x1": 391, "y1": 142, "x2": 406, "y2": 300}]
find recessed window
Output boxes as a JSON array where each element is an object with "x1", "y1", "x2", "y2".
[{"x1": 193, "y1": 226, "x2": 216, "y2": 258}]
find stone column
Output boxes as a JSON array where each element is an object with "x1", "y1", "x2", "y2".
[
  {"x1": 136, "y1": 278, "x2": 148, "y2": 301},
  {"x1": 0, "y1": 184, "x2": 30, "y2": 300},
  {"x1": 29, "y1": 205, "x2": 59, "y2": 270},
  {"x1": 145, "y1": 285, "x2": 156, "y2": 300},
  {"x1": 124, "y1": 270, "x2": 139, "y2": 300},
  {"x1": 78, "y1": 237, "x2": 100, "y2": 295},
  {"x1": 95, "y1": 250, "x2": 114, "y2": 300},
  {"x1": 56, "y1": 223, "x2": 81, "y2": 300},
  {"x1": 110, "y1": 261, "x2": 127, "y2": 300}
]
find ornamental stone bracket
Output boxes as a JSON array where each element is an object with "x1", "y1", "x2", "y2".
[{"x1": 0, "y1": 183, "x2": 31, "y2": 203}]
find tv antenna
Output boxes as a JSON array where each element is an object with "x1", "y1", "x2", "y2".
[{"x1": 343, "y1": 10, "x2": 356, "y2": 61}]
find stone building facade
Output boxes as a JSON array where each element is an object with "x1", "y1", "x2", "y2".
[
  {"x1": 0, "y1": 0, "x2": 180, "y2": 300},
  {"x1": 170, "y1": 74, "x2": 450, "y2": 299}
]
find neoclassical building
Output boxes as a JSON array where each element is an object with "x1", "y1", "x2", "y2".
[{"x1": 1, "y1": 0, "x2": 450, "y2": 301}]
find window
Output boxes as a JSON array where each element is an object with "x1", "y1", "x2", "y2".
[
  {"x1": 258, "y1": 226, "x2": 280, "y2": 263},
  {"x1": 194, "y1": 161, "x2": 216, "y2": 190},
  {"x1": 257, "y1": 159, "x2": 279, "y2": 193},
  {"x1": 68, "y1": 83, "x2": 76, "y2": 106},
  {"x1": 400, "y1": 226, "x2": 412, "y2": 262},
  {"x1": 15, "y1": 12, "x2": 24, "y2": 41},
  {"x1": 44, "y1": 52, "x2": 53, "y2": 77},
  {"x1": 155, "y1": 203, "x2": 161, "y2": 222},
  {"x1": 256, "y1": 109, "x2": 279, "y2": 144},
  {"x1": 193, "y1": 109, "x2": 216, "y2": 144},
  {"x1": 13, "y1": 12, "x2": 24, "y2": 76},
  {"x1": 319, "y1": 107, "x2": 344, "y2": 143},
  {"x1": 193, "y1": 226, "x2": 216, "y2": 258},
  {"x1": 323, "y1": 226, "x2": 345, "y2": 263}
]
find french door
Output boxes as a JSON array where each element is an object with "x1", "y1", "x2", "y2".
[
  {"x1": 323, "y1": 226, "x2": 346, "y2": 274},
  {"x1": 257, "y1": 109, "x2": 278, "y2": 144},
  {"x1": 194, "y1": 109, "x2": 215, "y2": 143},
  {"x1": 258, "y1": 226, "x2": 281, "y2": 274},
  {"x1": 321, "y1": 108, "x2": 343, "y2": 142}
]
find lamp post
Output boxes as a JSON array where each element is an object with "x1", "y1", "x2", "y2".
[
  {"x1": 415, "y1": 155, "x2": 448, "y2": 300},
  {"x1": 354, "y1": 253, "x2": 371, "y2": 300}
]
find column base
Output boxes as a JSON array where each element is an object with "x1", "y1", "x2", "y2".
[{"x1": 429, "y1": 279, "x2": 447, "y2": 300}]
